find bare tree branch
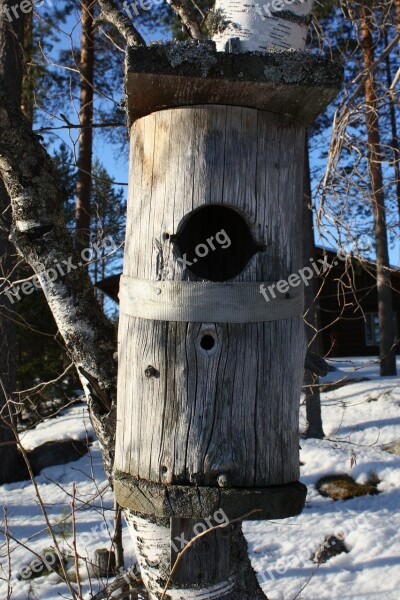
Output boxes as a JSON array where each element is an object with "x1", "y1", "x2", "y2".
[
  {"x1": 167, "y1": 0, "x2": 205, "y2": 40},
  {"x1": 97, "y1": 0, "x2": 146, "y2": 46},
  {"x1": 34, "y1": 121, "x2": 125, "y2": 133}
]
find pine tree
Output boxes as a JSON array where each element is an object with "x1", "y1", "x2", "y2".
[
  {"x1": 91, "y1": 160, "x2": 125, "y2": 284},
  {"x1": 360, "y1": 3, "x2": 397, "y2": 376},
  {"x1": 303, "y1": 134, "x2": 325, "y2": 439},
  {"x1": 75, "y1": 0, "x2": 95, "y2": 252}
]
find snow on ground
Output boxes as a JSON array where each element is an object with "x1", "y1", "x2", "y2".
[
  {"x1": 20, "y1": 401, "x2": 93, "y2": 450},
  {"x1": 247, "y1": 356, "x2": 400, "y2": 600},
  {"x1": 1, "y1": 357, "x2": 399, "y2": 599},
  {"x1": 0, "y1": 404, "x2": 135, "y2": 600}
]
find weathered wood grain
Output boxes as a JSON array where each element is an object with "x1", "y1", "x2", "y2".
[
  {"x1": 115, "y1": 105, "x2": 306, "y2": 494},
  {"x1": 170, "y1": 517, "x2": 230, "y2": 584}
]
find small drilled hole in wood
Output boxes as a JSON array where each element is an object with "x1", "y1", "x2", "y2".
[
  {"x1": 200, "y1": 335, "x2": 215, "y2": 351},
  {"x1": 175, "y1": 204, "x2": 262, "y2": 281}
]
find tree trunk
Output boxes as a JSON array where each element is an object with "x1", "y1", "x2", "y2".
[
  {"x1": 388, "y1": 10, "x2": 400, "y2": 222},
  {"x1": 125, "y1": 512, "x2": 266, "y2": 600},
  {"x1": 302, "y1": 133, "x2": 325, "y2": 438},
  {"x1": 21, "y1": 9, "x2": 33, "y2": 123},
  {"x1": 93, "y1": 548, "x2": 116, "y2": 578},
  {"x1": 0, "y1": 0, "x2": 25, "y2": 484},
  {"x1": 75, "y1": 0, "x2": 95, "y2": 251},
  {"x1": 360, "y1": 6, "x2": 397, "y2": 376},
  {"x1": 113, "y1": 500, "x2": 124, "y2": 572},
  {"x1": 0, "y1": 186, "x2": 19, "y2": 483}
]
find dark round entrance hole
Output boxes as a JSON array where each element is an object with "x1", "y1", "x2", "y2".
[
  {"x1": 175, "y1": 204, "x2": 263, "y2": 281},
  {"x1": 200, "y1": 335, "x2": 215, "y2": 351}
]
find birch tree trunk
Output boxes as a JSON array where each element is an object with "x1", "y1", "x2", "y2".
[
  {"x1": 0, "y1": 60, "x2": 118, "y2": 480},
  {"x1": 212, "y1": 0, "x2": 315, "y2": 52},
  {"x1": 0, "y1": 0, "x2": 25, "y2": 484},
  {"x1": 360, "y1": 6, "x2": 397, "y2": 376},
  {"x1": 0, "y1": 182, "x2": 18, "y2": 483}
]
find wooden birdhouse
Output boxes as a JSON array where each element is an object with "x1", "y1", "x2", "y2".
[{"x1": 113, "y1": 41, "x2": 342, "y2": 583}]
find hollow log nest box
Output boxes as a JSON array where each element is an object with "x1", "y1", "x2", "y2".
[{"x1": 114, "y1": 42, "x2": 343, "y2": 522}]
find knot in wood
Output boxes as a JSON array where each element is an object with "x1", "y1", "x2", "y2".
[
  {"x1": 145, "y1": 365, "x2": 159, "y2": 378},
  {"x1": 217, "y1": 473, "x2": 230, "y2": 488}
]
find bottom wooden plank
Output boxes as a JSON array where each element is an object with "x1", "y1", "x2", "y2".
[{"x1": 114, "y1": 472, "x2": 307, "y2": 520}]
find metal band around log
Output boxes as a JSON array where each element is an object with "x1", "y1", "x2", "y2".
[{"x1": 119, "y1": 275, "x2": 304, "y2": 323}]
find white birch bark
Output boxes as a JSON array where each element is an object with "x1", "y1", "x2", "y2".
[
  {"x1": 0, "y1": 71, "x2": 118, "y2": 478},
  {"x1": 212, "y1": 0, "x2": 315, "y2": 52}
]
